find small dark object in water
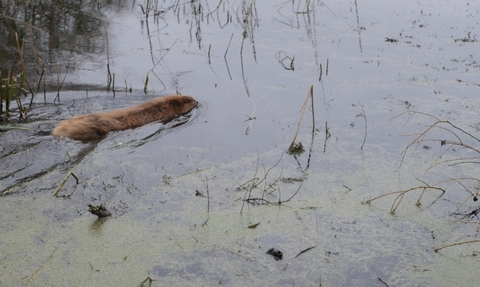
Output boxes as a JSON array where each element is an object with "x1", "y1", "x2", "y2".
[
  {"x1": 385, "y1": 37, "x2": 398, "y2": 43},
  {"x1": 287, "y1": 142, "x2": 304, "y2": 154},
  {"x1": 88, "y1": 204, "x2": 112, "y2": 218},
  {"x1": 248, "y1": 222, "x2": 260, "y2": 229},
  {"x1": 266, "y1": 248, "x2": 283, "y2": 261}
]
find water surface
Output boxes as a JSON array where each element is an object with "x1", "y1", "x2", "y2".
[{"x1": 1, "y1": 0, "x2": 480, "y2": 286}]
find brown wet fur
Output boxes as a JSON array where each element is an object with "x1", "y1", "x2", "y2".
[{"x1": 52, "y1": 95, "x2": 197, "y2": 142}]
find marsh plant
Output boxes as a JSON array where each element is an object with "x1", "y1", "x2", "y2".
[
  {"x1": 237, "y1": 154, "x2": 305, "y2": 213},
  {"x1": 365, "y1": 111, "x2": 480, "y2": 250},
  {"x1": 0, "y1": 71, "x2": 27, "y2": 120}
]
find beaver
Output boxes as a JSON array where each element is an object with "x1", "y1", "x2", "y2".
[{"x1": 52, "y1": 95, "x2": 197, "y2": 142}]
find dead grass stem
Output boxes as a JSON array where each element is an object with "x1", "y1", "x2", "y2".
[
  {"x1": 288, "y1": 85, "x2": 314, "y2": 152},
  {"x1": 368, "y1": 111, "x2": 480, "y2": 250}
]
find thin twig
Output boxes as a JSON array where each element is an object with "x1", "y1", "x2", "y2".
[
  {"x1": 241, "y1": 151, "x2": 261, "y2": 213},
  {"x1": 53, "y1": 172, "x2": 79, "y2": 197},
  {"x1": 139, "y1": 276, "x2": 153, "y2": 287},
  {"x1": 289, "y1": 85, "x2": 313, "y2": 151},
  {"x1": 377, "y1": 277, "x2": 390, "y2": 287},
  {"x1": 434, "y1": 240, "x2": 480, "y2": 252},
  {"x1": 363, "y1": 185, "x2": 445, "y2": 203},
  {"x1": 326, "y1": 59, "x2": 329, "y2": 75},
  {"x1": 282, "y1": 180, "x2": 304, "y2": 203},
  {"x1": 294, "y1": 245, "x2": 316, "y2": 258},
  {"x1": 318, "y1": 63, "x2": 322, "y2": 81},
  {"x1": 208, "y1": 43, "x2": 212, "y2": 65},
  {"x1": 224, "y1": 33, "x2": 234, "y2": 80},
  {"x1": 358, "y1": 102, "x2": 367, "y2": 151},
  {"x1": 324, "y1": 121, "x2": 330, "y2": 153}
]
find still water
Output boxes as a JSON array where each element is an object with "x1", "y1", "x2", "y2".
[{"x1": 1, "y1": 0, "x2": 479, "y2": 286}]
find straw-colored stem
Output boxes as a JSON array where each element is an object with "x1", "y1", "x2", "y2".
[{"x1": 289, "y1": 85, "x2": 313, "y2": 151}]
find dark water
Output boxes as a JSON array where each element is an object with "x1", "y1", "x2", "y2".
[{"x1": 1, "y1": 0, "x2": 480, "y2": 286}]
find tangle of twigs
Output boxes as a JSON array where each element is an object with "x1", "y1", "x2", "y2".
[
  {"x1": 238, "y1": 153, "x2": 304, "y2": 213},
  {"x1": 366, "y1": 111, "x2": 480, "y2": 250}
]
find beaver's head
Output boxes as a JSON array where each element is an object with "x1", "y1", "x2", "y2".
[{"x1": 162, "y1": 95, "x2": 198, "y2": 115}]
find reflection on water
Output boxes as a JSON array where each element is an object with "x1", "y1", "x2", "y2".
[{"x1": 0, "y1": 0, "x2": 108, "y2": 81}]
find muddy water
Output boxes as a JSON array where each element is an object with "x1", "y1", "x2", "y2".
[{"x1": 1, "y1": 0, "x2": 480, "y2": 286}]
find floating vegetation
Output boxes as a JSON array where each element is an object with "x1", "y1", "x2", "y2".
[
  {"x1": 365, "y1": 111, "x2": 480, "y2": 251},
  {"x1": 0, "y1": 125, "x2": 29, "y2": 130},
  {"x1": 88, "y1": 204, "x2": 112, "y2": 218},
  {"x1": 238, "y1": 153, "x2": 305, "y2": 213},
  {"x1": 266, "y1": 247, "x2": 283, "y2": 261}
]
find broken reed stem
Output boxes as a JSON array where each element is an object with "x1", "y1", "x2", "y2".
[
  {"x1": 289, "y1": 85, "x2": 314, "y2": 151},
  {"x1": 449, "y1": 177, "x2": 480, "y2": 213},
  {"x1": 203, "y1": 176, "x2": 210, "y2": 213},
  {"x1": 358, "y1": 102, "x2": 367, "y2": 151},
  {"x1": 206, "y1": 180, "x2": 210, "y2": 213},
  {"x1": 310, "y1": 86, "x2": 315, "y2": 132},
  {"x1": 390, "y1": 192, "x2": 405, "y2": 214},
  {"x1": 434, "y1": 239, "x2": 480, "y2": 252},
  {"x1": 14, "y1": 33, "x2": 26, "y2": 74},
  {"x1": 35, "y1": 58, "x2": 46, "y2": 103},
  {"x1": 195, "y1": 20, "x2": 202, "y2": 49},
  {"x1": 377, "y1": 277, "x2": 391, "y2": 287},
  {"x1": 105, "y1": 26, "x2": 112, "y2": 91},
  {"x1": 15, "y1": 73, "x2": 25, "y2": 119},
  {"x1": 246, "y1": 2, "x2": 257, "y2": 62},
  {"x1": 294, "y1": 245, "x2": 317, "y2": 258},
  {"x1": 15, "y1": 32, "x2": 34, "y2": 118},
  {"x1": 54, "y1": 65, "x2": 60, "y2": 103},
  {"x1": 144, "y1": 72, "x2": 149, "y2": 94},
  {"x1": 139, "y1": 276, "x2": 153, "y2": 287},
  {"x1": 224, "y1": 33, "x2": 234, "y2": 80},
  {"x1": 303, "y1": 85, "x2": 316, "y2": 169},
  {"x1": 241, "y1": 151, "x2": 261, "y2": 213},
  {"x1": 392, "y1": 111, "x2": 480, "y2": 168},
  {"x1": 53, "y1": 64, "x2": 68, "y2": 103},
  {"x1": 240, "y1": 35, "x2": 250, "y2": 97},
  {"x1": 323, "y1": 121, "x2": 330, "y2": 153},
  {"x1": 208, "y1": 43, "x2": 212, "y2": 65},
  {"x1": 15, "y1": 32, "x2": 25, "y2": 73},
  {"x1": 112, "y1": 73, "x2": 115, "y2": 97},
  {"x1": 282, "y1": 180, "x2": 304, "y2": 203},
  {"x1": 26, "y1": 246, "x2": 58, "y2": 285},
  {"x1": 201, "y1": 175, "x2": 210, "y2": 226},
  {"x1": 275, "y1": 51, "x2": 295, "y2": 71},
  {"x1": 318, "y1": 63, "x2": 322, "y2": 81},
  {"x1": 53, "y1": 172, "x2": 79, "y2": 197},
  {"x1": 364, "y1": 185, "x2": 446, "y2": 213}
]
